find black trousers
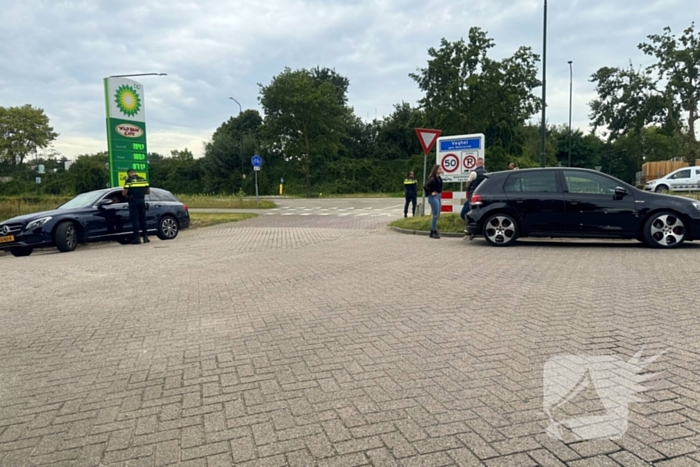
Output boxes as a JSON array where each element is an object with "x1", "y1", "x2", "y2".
[
  {"x1": 404, "y1": 193, "x2": 417, "y2": 215},
  {"x1": 129, "y1": 199, "x2": 148, "y2": 239}
]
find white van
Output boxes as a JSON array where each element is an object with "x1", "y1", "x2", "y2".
[{"x1": 645, "y1": 167, "x2": 700, "y2": 192}]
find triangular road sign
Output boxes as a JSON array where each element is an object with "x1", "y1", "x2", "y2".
[{"x1": 415, "y1": 128, "x2": 442, "y2": 155}]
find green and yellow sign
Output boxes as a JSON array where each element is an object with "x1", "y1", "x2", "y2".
[{"x1": 104, "y1": 78, "x2": 149, "y2": 187}]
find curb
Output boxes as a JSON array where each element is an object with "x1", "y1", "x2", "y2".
[{"x1": 389, "y1": 226, "x2": 466, "y2": 238}]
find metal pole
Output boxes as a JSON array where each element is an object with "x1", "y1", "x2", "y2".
[
  {"x1": 421, "y1": 153, "x2": 427, "y2": 216},
  {"x1": 255, "y1": 170, "x2": 259, "y2": 206},
  {"x1": 540, "y1": 0, "x2": 548, "y2": 167},
  {"x1": 568, "y1": 60, "x2": 573, "y2": 167}
]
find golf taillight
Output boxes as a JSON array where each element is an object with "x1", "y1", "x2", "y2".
[
  {"x1": 183, "y1": 205, "x2": 188, "y2": 211},
  {"x1": 471, "y1": 194, "x2": 483, "y2": 205}
]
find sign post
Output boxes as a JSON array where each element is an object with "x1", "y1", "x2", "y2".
[
  {"x1": 415, "y1": 128, "x2": 442, "y2": 216},
  {"x1": 251, "y1": 155, "x2": 262, "y2": 206},
  {"x1": 104, "y1": 77, "x2": 149, "y2": 187},
  {"x1": 435, "y1": 133, "x2": 486, "y2": 183}
]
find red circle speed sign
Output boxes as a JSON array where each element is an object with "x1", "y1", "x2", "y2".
[
  {"x1": 441, "y1": 153, "x2": 459, "y2": 173},
  {"x1": 463, "y1": 155, "x2": 476, "y2": 170}
]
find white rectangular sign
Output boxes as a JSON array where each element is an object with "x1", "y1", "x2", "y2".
[{"x1": 435, "y1": 133, "x2": 485, "y2": 183}]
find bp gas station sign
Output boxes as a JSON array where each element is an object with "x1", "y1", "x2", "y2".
[{"x1": 104, "y1": 77, "x2": 149, "y2": 187}]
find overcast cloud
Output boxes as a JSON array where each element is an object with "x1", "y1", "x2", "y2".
[{"x1": 1, "y1": 0, "x2": 698, "y2": 159}]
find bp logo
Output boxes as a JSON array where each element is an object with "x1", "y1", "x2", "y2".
[{"x1": 114, "y1": 84, "x2": 142, "y2": 117}]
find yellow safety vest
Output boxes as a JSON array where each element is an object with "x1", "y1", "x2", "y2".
[{"x1": 124, "y1": 180, "x2": 149, "y2": 189}]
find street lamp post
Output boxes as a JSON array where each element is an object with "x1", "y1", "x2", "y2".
[
  {"x1": 540, "y1": 0, "x2": 548, "y2": 167},
  {"x1": 568, "y1": 60, "x2": 573, "y2": 167},
  {"x1": 229, "y1": 97, "x2": 242, "y2": 115}
]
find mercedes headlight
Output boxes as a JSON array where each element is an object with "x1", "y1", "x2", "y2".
[
  {"x1": 693, "y1": 202, "x2": 700, "y2": 211},
  {"x1": 24, "y1": 217, "x2": 52, "y2": 230}
]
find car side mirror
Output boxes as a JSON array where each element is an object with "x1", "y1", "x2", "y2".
[
  {"x1": 97, "y1": 199, "x2": 113, "y2": 207},
  {"x1": 614, "y1": 187, "x2": 627, "y2": 197}
]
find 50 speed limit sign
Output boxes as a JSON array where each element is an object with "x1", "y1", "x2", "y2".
[{"x1": 441, "y1": 153, "x2": 459, "y2": 173}]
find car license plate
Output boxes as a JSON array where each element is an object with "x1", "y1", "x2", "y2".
[{"x1": 0, "y1": 235, "x2": 14, "y2": 243}]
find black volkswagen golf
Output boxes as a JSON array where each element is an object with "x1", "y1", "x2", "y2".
[
  {"x1": 0, "y1": 187, "x2": 190, "y2": 257},
  {"x1": 466, "y1": 167, "x2": 700, "y2": 248}
]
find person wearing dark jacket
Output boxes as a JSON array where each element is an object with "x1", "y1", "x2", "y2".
[
  {"x1": 424, "y1": 164, "x2": 444, "y2": 239},
  {"x1": 403, "y1": 171, "x2": 418, "y2": 217},
  {"x1": 462, "y1": 159, "x2": 487, "y2": 239},
  {"x1": 122, "y1": 170, "x2": 150, "y2": 244}
]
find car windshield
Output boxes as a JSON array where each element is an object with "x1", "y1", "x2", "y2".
[{"x1": 57, "y1": 191, "x2": 106, "y2": 210}]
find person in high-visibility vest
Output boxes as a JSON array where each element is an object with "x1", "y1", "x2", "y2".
[
  {"x1": 403, "y1": 171, "x2": 418, "y2": 217},
  {"x1": 122, "y1": 170, "x2": 151, "y2": 244}
]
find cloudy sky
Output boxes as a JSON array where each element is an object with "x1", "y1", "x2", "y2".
[{"x1": 1, "y1": 0, "x2": 697, "y2": 160}]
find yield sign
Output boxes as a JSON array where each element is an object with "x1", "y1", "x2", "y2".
[{"x1": 415, "y1": 128, "x2": 442, "y2": 155}]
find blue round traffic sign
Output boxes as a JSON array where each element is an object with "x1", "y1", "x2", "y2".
[{"x1": 251, "y1": 155, "x2": 262, "y2": 167}]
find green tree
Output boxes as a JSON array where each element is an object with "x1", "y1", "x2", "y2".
[
  {"x1": 203, "y1": 110, "x2": 263, "y2": 193},
  {"x1": 0, "y1": 104, "x2": 58, "y2": 166},
  {"x1": 259, "y1": 67, "x2": 353, "y2": 196},
  {"x1": 551, "y1": 125, "x2": 604, "y2": 169},
  {"x1": 69, "y1": 153, "x2": 109, "y2": 194},
  {"x1": 409, "y1": 28, "x2": 541, "y2": 170},
  {"x1": 375, "y1": 102, "x2": 425, "y2": 160},
  {"x1": 590, "y1": 22, "x2": 700, "y2": 161}
]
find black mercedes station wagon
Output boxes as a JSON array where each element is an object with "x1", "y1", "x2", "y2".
[
  {"x1": 0, "y1": 187, "x2": 190, "y2": 257},
  {"x1": 466, "y1": 168, "x2": 700, "y2": 248}
]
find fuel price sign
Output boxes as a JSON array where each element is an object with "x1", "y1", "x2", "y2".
[{"x1": 104, "y1": 77, "x2": 150, "y2": 186}]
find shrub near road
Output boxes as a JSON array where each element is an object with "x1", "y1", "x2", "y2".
[{"x1": 0, "y1": 195, "x2": 274, "y2": 223}]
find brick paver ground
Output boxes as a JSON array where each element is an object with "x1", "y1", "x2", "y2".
[{"x1": 1, "y1": 214, "x2": 699, "y2": 466}]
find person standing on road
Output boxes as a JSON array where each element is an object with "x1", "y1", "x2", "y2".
[
  {"x1": 424, "y1": 164, "x2": 444, "y2": 239},
  {"x1": 122, "y1": 169, "x2": 150, "y2": 244},
  {"x1": 403, "y1": 171, "x2": 418, "y2": 217},
  {"x1": 462, "y1": 159, "x2": 488, "y2": 239}
]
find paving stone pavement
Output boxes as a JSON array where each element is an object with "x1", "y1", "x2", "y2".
[{"x1": 1, "y1": 214, "x2": 700, "y2": 466}]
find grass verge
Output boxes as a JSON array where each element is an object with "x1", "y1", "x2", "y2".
[
  {"x1": 286, "y1": 193, "x2": 404, "y2": 199},
  {"x1": 176, "y1": 195, "x2": 276, "y2": 209},
  {"x1": 389, "y1": 214, "x2": 465, "y2": 233},
  {"x1": 0, "y1": 198, "x2": 70, "y2": 223},
  {"x1": 188, "y1": 212, "x2": 258, "y2": 229}
]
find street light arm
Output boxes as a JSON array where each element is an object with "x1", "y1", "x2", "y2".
[
  {"x1": 229, "y1": 97, "x2": 242, "y2": 115},
  {"x1": 108, "y1": 73, "x2": 167, "y2": 78}
]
